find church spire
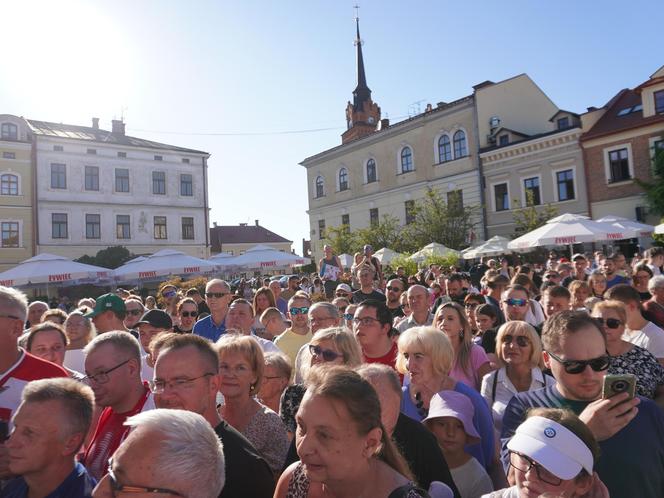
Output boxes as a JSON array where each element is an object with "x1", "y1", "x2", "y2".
[{"x1": 353, "y1": 15, "x2": 371, "y2": 110}]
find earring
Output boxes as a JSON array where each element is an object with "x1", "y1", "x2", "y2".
[{"x1": 459, "y1": 330, "x2": 464, "y2": 340}]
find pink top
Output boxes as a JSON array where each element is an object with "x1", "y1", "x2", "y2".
[{"x1": 450, "y1": 344, "x2": 490, "y2": 391}]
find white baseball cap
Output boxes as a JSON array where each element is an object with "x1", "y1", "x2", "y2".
[{"x1": 507, "y1": 416, "x2": 594, "y2": 480}]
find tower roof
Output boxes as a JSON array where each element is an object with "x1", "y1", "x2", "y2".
[{"x1": 352, "y1": 16, "x2": 371, "y2": 111}]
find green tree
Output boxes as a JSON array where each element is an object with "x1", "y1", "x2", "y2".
[
  {"x1": 323, "y1": 225, "x2": 360, "y2": 256},
  {"x1": 388, "y1": 253, "x2": 418, "y2": 276},
  {"x1": 635, "y1": 146, "x2": 664, "y2": 216},
  {"x1": 76, "y1": 246, "x2": 134, "y2": 269},
  {"x1": 405, "y1": 188, "x2": 480, "y2": 251},
  {"x1": 355, "y1": 214, "x2": 407, "y2": 253},
  {"x1": 511, "y1": 190, "x2": 558, "y2": 238}
]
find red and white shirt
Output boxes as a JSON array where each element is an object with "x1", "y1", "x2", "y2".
[{"x1": 0, "y1": 349, "x2": 68, "y2": 423}]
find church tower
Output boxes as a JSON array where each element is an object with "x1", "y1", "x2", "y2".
[{"x1": 341, "y1": 16, "x2": 381, "y2": 144}]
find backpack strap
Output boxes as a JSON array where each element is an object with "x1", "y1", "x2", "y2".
[{"x1": 491, "y1": 370, "x2": 499, "y2": 404}]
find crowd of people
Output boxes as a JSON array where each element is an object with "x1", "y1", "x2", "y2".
[{"x1": 1, "y1": 242, "x2": 664, "y2": 497}]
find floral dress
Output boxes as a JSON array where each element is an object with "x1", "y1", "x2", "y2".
[{"x1": 609, "y1": 345, "x2": 664, "y2": 398}]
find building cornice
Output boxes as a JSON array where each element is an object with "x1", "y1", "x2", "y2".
[{"x1": 480, "y1": 128, "x2": 581, "y2": 165}]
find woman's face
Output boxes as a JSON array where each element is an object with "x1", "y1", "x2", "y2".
[
  {"x1": 296, "y1": 393, "x2": 380, "y2": 484},
  {"x1": 402, "y1": 349, "x2": 436, "y2": 386},
  {"x1": 255, "y1": 293, "x2": 270, "y2": 312},
  {"x1": 634, "y1": 270, "x2": 651, "y2": 291},
  {"x1": 464, "y1": 302, "x2": 482, "y2": 328},
  {"x1": 258, "y1": 364, "x2": 288, "y2": 402},
  {"x1": 591, "y1": 277, "x2": 607, "y2": 296},
  {"x1": 309, "y1": 339, "x2": 345, "y2": 367},
  {"x1": 218, "y1": 352, "x2": 257, "y2": 398},
  {"x1": 591, "y1": 307, "x2": 625, "y2": 344},
  {"x1": 475, "y1": 313, "x2": 495, "y2": 333},
  {"x1": 512, "y1": 452, "x2": 590, "y2": 498},
  {"x1": 435, "y1": 308, "x2": 463, "y2": 343},
  {"x1": 64, "y1": 315, "x2": 88, "y2": 343},
  {"x1": 178, "y1": 303, "x2": 198, "y2": 331},
  {"x1": 500, "y1": 332, "x2": 532, "y2": 367},
  {"x1": 400, "y1": 296, "x2": 412, "y2": 317},
  {"x1": 29, "y1": 329, "x2": 66, "y2": 366}
]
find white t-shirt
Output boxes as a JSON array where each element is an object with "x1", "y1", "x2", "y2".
[
  {"x1": 64, "y1": 348, "x2": 87, "y2": 373},
  {"x1": 450, "y1": 457, "x2": 493, "y2": 498},
  {"x1": 623, "y1": 321, "x2": 664, "y2": 358}
]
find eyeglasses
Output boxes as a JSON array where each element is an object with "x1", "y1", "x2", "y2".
[
  {"x1": 84, "y1": 359, "x2": 131, "y2": 385},
  {"x1": 309, "y1": 315, "x2": 336, "y2": 324},
  {"x1": 149, "y1": 373, "x2": 214, "y2": 394},
  {"x1": 309, "y1": 344, "x2": 342, "y2": 362},
  {"x1": 594, "y1": 317, "x2": 622, "y2": 329},
  {"x1": 205, "y1": 292, "x2": 229, "y2": 299},
  {"x1": 546, "y1": 350, "x2": 610, "y2": 374},
  {"x1": 289, "y1": 307, "x2": 310, "y2": 316},
  {"x1": 343, "y1": 313, "x2": 354, "y2": 321},
  {"x1": 386, "y1": 286, "x2": 403, "y2": 292},
  {"x1": 501, "y1": 334, "x2": 530, "y2": 348},
  {"x1": 180, "y1": 311, "x2": 198, "y2": 318},
  {"x1": 509, "y1": 451, "x2": 562, "y2": 486},
  {"x1": 353, "y1": 316, "x2": 381, "y2": 326},
  {"x1": 504, "y1": 298, "x2": 528, "y2": 307},
  {"x1": 126, "y1": 309, "x2": 143, "y2": 316},
  {"x1": 107, "y1": 460, "x2": 185, "y2": 497}
]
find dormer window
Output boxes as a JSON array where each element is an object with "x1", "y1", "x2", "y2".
[
  {"x1": 498, "y1": 134, "x2": 509, "y2": 146},
  {"x1": 1, "y1": 123, "x2": 17, "y2": 141},
  {"x1": 655, "y1": 90, "x2": 664, "y2": 114},
  {"x1": 557, "y1": 117, "x2": 570, "y2": 130}
]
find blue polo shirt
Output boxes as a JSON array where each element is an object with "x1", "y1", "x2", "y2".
[
  {"x1": 1, "y1": 462, "x2": 96, "y2": 498},
  {"x1": 193, "y1": 314, "x2": 227, "y2": 342}
]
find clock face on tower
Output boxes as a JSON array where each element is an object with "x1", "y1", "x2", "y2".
[{"x1": 368, "y1": 116, "x2": 375, "y2": 124}]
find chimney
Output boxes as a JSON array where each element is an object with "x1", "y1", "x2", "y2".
[
  {"x1": 91, "y1": 117, "x2": 99, "y2": 129},
  {"x1": 111, "y1": 119, "x2": 125, "y2": 136},
  {"x1": 255, "y1": 219, "x2": 259, "y2": 226},
  {"x1": 213, "y1": 222, "x2": 218, "y2": 228},
  {"x1": 425, "y1": 103, "x2": 433, "y2": 113}
]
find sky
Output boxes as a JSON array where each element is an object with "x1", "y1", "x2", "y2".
[{"x1": 0, "y1": 0, "x2": 661, "y2": 255}]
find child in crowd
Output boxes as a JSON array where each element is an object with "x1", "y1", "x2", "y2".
[{"x1": 423, "y1": 391, "x2": 493, "y2": 498}]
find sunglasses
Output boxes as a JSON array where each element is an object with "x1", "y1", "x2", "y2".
[
  {"x1": 501, "y1": 334, "x2": 530, "y2": 347},
  {"x1": 205, "y1": 292, "x2": 229, "y2": 299},
  {"x1": 309, "y1": 344, "x2": 341, "y2": 362},
  {"x1": 343, "y1": 313, "x2": 354, "y2": 321},
  {"x1": 289, "y1": 307, "x2": 310, "y2": 316},
  {"x1": 181, "y1": 311, "x2": 198, "y2": 318},
  {"x1": 335, "y1": 291, "x2": 351, "y2": 296},
  {"x1": 386, "y1": 286, "x2": 403, "y2": 292},
  {"x1": 504, "y1": 298, "x2": 528, "y2": 307},
  {"x1": 594, "y1": 317, "x2": 622, "y2": 329},
  {"x1": 162, "y1": 290, "x2": 176, "y2": 298},
  {"x1": 547, "y1": 350, "x2": 610, "y2": 374}
]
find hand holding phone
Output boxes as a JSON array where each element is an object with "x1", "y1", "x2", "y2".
[{"x1": 602, "y1": 374, "x2": 636, "y2": 400}]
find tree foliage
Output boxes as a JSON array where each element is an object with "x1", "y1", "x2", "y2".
[
  {"x1": 511, "y1": 190, "x2": 558, "y2": 238},
  {"x1": 355, "y1": 215, "x2": 410, "y2": 253},
  {"x1": 75, "y1": 246, "x2": 134, "y2": 269},
  {"x1": 635, "y1": 146, "x2": 664, "y2": 216},
  {"x1": 323, "y1": 225, "x2": 359, "y2": 256}
]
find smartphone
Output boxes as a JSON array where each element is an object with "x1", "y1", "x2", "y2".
[{"x1": 602, "y1": 374, "x2": 637, "y2": 400}]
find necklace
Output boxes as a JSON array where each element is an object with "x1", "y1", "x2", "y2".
[{"x1": 414, "y1": 391, "x2": 428, "y2": 418}]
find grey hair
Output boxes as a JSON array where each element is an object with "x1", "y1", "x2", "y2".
[
  {"x1": 264, "y1": 351, "x2": 292, "y2": 380},
  {"x1": 309, "y1": 301, "x2": 339, "y2": 319},
  {"x1": 648, "y1": 275, "x2": 664, "y2": 292},
  {"x1": 356, "y1": 363, "x2": 403, "y2": 399},
  {"x1": 125, "y1": 409, "x2": 225, "y2": 498},
  {"x1": 0, "y1": 286, "x2": 29, "y2": 322},
  {"x1": 83, "y1": 330, "x2": 141, "y2": 363},
  {"x1": 206, "y1": 279, "x2": 230, "y2": 293}
]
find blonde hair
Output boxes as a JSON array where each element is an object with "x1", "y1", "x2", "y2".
[
  {"x1": 216, "y1": 334, "x2": 265, "y2": 392},
  {"x1": 591, "y1": 299, "x2": 627, "y2": 323},
  {"x1": 396, "y1": 326, "x2": 454, "y2": 378},
  {"x1": 494, "y1": 320, "x2": 542, "y2": 368},
  {"x1": 310, "y1": 327, "x2": 363, "y2": 367},
  {"x1": 433, "y1": 303, "x2": 473, "y2": 377}
]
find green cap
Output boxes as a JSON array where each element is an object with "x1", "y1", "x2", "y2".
[{"x1": 84, "y1": 293, "x2": 126, "y2": 318}]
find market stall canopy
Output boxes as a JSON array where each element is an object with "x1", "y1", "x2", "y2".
[
  {"x1": 0, "y1": 253, "x2": 112, "y2": 288},
  {"x1": 208, "y1": 252, "x2": 238, "y2": 270},
  {"x1": 595, "y1": 215, "x2": 654, "y2": 238},
  {"x1": 374, "y1": 247, "x2": 404, "y2": 265},
  {"x1": 224, "y1": 244, "x2": 306, "y2": 271},
  {"x1": 113, "y1": 249, "x2": 217, "y2": 283},
  {"x1": 462, "y1": 236, "x2": 512, "y2": 259},
  {"x1": 410, "y1": 242, "x2": 460, "y2": 262},
  {"x1": 508, "y1": 213, "x2": 630, "y2": 250}
]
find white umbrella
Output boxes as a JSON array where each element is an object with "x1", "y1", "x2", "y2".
[
  {"x1": 374, "y1": 248, "x2": 403, "y2": 265},
  {"x1": 0, "y1": 253, "x2": 111, "y2": 288},
  {"x1": 410, "y1": 242, "x2": 460, "y2": 262},
  {"x1": 462, "y1": 236, "x2": 512, "y2": 259},
  {"x1": 656, "y1": 223, "x2": 664, "y2": 235},
  {"x1": 595, "y1": 215, "x2": 654, "y2": 238},
  {"x1": 113, "y1": 249, "x2": 217, "y2": 283},
  {"x1": 338, "y1": 253, "x2": 354, "y2": 268},
  {"x1": 208, "y1": 252, "x2": 237, "y2": 269},
  {"x1": 225, "y1": 244, "x2": 306, "y2": 271},
  {"x1": 508, "y1": 213, "x2": 629, "y2": 251}
]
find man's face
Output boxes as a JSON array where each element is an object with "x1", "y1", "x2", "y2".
[
  {"x1": 614, "y1": 255, "x2": 626, "y2": 269},
  {"x1": 226, "y1": 303, "x2": 254, "y2": 334},
  {"x1": 138, "y1": 324, "x2": 167, "y2": 353},
  {"x1": 353, "y1": 306, "x2": 390, "y2": 351},
  {"x1": 28, "y1": 303, "x2": 48, "y2": 325},
  {"x1": 543, "y1": 325, "x2": 606, "y2": 401},
  {"x1": 503, "y1": 290, "x2": 529, "y2": 321},
  {"x1": 124, "y1": 302, "x2": 144, "y2": 329},
  {"x1": 308, "y1": 307, "x2": 339, "y2": 334},
  {"x1": 288, "y1": 299, "x2": 311, "y2": 329},
  {"x1": 289, "y1": 278, "x2": 300, "y2": 291},
  {"x1": 601, "y1": 259, "x2": 615, "y2": 276},
  {"x1": 0, "y1": 313, "x2": 23, "y2": 351},
  {"x1": 84, "y1": 343, "x2": 136, "y2": 408},
  {"x1": 407, "y1": 287, "x2": 429, "y2": 314},
  {"x1": 446, "y1": 280, "x2": 463, "y2": 298},
  {"x1": 358, "y1": 269, "x2": 374, "y2": 287},
  {"x1": 205, "y1": 283, "x2": 232, "y2": 313},
  {"x1": 385, "y1": 279, "x2": 404, "y2": 305},
  {"x1": 543, "y1": 272, "x2": 561, "y2": 285},
  {"x1": 574, "y1": 258, "x2": 588, "y2": 274},
  {"x1": 268, "y1": 281, "x2": 282, "y2": 299},
  {"x1": 543, "y1": 295, "x2": 570, "y2": 318},
  {"x1": 7, "y1": 400, "x2": 72, "y2": 477},
  {"x1": 153, "y1": 346, "x2": 218, "y2": 416}
]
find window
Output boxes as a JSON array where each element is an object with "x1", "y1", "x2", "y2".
[
  {"x1": 405, "y1": 200, "x2": 416, "y2": 224},
  {"x1": 117, "y1": 151, "x2": 126, "y2": 158},
  {"x1": 341, "y1": 214, "x2": 350, "y2": 227},
  {"x1": 338, "y1": 168, "x2": 349, "y2": 191},
  {"x1": 1, "y1": 174, "x2": 18, "y2": 195},
  {"x1": 453, "y1": 130, "x2": 467, "y2": 158},
  {"x1": 154, "y1": 155, "x2": 163, "y2": 161},
  {"x1": 182, "y1": 158, "x2": 190, "y2": 164},
  {"x1": 523, "y1": 177, "x2": 541, "y2": 206},
  {"x1": 87, "y1": 148, "x2": 96, "y2": 155},
  {"x1": 84, "y1": 166, "x2": 99, "y2": 191},
  {"x1": 654, "y1": 139, "x2": 664, "y2": 155},
  {"x1": 447, "y1": 190, "x2": 464, "y2": 212},
  {"x1": 181, "y1": 217, "x2": 194, "y2": 240},
  {"x1": 494, "y1": 183, "x2": 509, "y2": 211},
  {"x1": 318, "y1": 219, "x2": 326, "y2": 240},
  {"x1": 154, "y1": 216, "x2": 167, "y2": 239},
  {"x1": 50, "y1": 163, "x2": 66, "y2": 189},
  {"x1": 315, "y1": 176, "x2": 324, "y2": 198},
  {"x1": 366, "y1": 159, "x2": 377, "y2": 183},
  {"x1": 438, "y1": 135, "x2": 452, "y2": 162},
  {"x1": 1, "y1": 123, "x2": 17, "y2": 141},
  {"x1": 180, "y1": 174, "x2": 193, "y2": 196},
  {"x1": 115, "y1": 168, "x2": 130, "y2": 192},
  {"x1": 608, "y1": 148, "x2": 631, "y2": 183},
  {"x1": 1, "y1": 221, "x2": 19, "y2": 247},
  {"x1": 655, "y1": 90, "x2": 664, "y2": 114},
  {"x1": 53, "y1": 145, "x2": 63, "y2": 152},
  {"x1": 116, "y1": 215, "x2": 131, "y2": 239},
  {"x1": 52, "y1": 213, "x2": 68, "y2": 239},
  {"x1": 2, "y1": 152, "x2": 15, "y2": 159},
  {"x1": 498, "y1": 134, "x2": 509, "y2": 146},
  {"x1": 152, "y1": 171, "x2": 166, "y2": 195},
  {"x1": 556, "y1": 169, "x2": 575, "y2": 201},
  {"x1": 85, "y1": 214, "x2": 101, "y2": 239},
  {"x1": 400, "y1": 146, "x2": 413, "y2": 173},
  {"x1": 557, "y1": 117, "x2": 570, "y2": 130},
  {"x1": 370, "y1": 208, "x2": 379, "y2": 226}
]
